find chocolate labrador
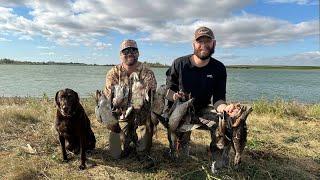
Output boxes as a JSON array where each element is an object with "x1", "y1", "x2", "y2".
[{"x1": 55, "y1": 88, "x2": 96, "y2": 170}]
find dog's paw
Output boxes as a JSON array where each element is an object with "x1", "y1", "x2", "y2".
[{"x1": 78, "y1": 164, "x2": 86, "y2": 170}]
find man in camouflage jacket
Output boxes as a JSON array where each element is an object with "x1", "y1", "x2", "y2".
[{"x1": 104, "y1": 39, "x2": 157, "y2": 167}]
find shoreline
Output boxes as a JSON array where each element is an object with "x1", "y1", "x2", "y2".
[
  {"x1": 1, "y1": 96, "x2": 319, "y2": 105},
  {"x1": 1, "y1": 63, "x2": 320, "y2": 70},
  {"x1": 1, "y1": 59, "x2": 320, "y2": 69}
]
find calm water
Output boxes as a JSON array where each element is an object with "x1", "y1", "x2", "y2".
[{"x1": 1, "y1": 64, "x2": 319, "y2": 103}]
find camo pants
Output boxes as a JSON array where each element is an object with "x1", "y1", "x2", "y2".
[{"x1": 118, "y1": 108, "x2": 154, "y2": 156}]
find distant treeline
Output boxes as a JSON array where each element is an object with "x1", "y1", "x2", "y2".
[
  {"x1": 227, "y1": 65, "x2": 320, "y2": 70},
  {"x1": 1, "y1": 58, "x2": 319, "y2": 69},
  {"x1": 142, "y1": 61, "x2": 169, "y2": 68},
  {"x1": 0, "y1": 58, "x2": 90, "y2": 66},
  {"x1": 0, "y1": 58, "x2": 169, "y2": 67}
]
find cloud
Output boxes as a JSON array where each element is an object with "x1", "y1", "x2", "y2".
[
  {"x1": 0, "y1": 6, "x2": 40, "y2": 41},
  {"x1": 140, "y1": 15, "x2": 318, "y2": 48},
  {"x1": 279, "y1": 51, "x2": 320, "y2": 66},
  {"x1": 215, "y1": 51, "x2": 320, "y2": 66},
  {"x1": 40, "y1": 52, "x2": 55, "y2": 55},
  {"x1": 0, "y1": 0, "x2": 318, "y2": 49},
  {"x1": 37, "y1": 46, "x2": 50, "y2": 49},
  {"x1": 245, "y1": 51, "x2": 320, "y2": 66},
  {"x1": 37, "y1": 46, "x2": 55, "y2": 49},
  {"x1": 0, "y1": 0, "x2": 32, "y2": 7},
  {"x1": 0, "y1": 37, "x2": 11, "y2": 42},
  {"x1": 95, "y1": 42, "x2": 112, "y2": 50},
  {"x1": 265, "y1": 0, "x2": 319, "y2": 5},
  {"x1": 212, "y1": 15, "x2": 318, "y2": 48},
  {"x1": 18, "y1": 35, "x2": 33, "y2": 40}
]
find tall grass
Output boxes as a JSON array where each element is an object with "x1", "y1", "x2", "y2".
[
  {"x1": 0, "y1": 97, "x2": 319, "y2": 179},
  {"x1": 252, "y1": 98, "x2": 320, "y2": 119}
]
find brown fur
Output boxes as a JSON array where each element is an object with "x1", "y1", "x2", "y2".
[{"x1": 55, "y1": 88, "x2": 96, "y2": 170}]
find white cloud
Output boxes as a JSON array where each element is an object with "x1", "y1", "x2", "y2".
[
  {"x1": 282, "y1": 51, "x2": 320, "y2": 65},
  {"x1": 37, "y1": 46, "x2": 55, "y2": 49},
  {"x1": 140, "y1": 15, "x2": 318, "y2": 48},
  {"x1": 0, "y1": 0, "x2": 318, "y2": 49},
  {"x1": 216, "y1": 51, "x2": 320, "y2": 66},
  {"x1": 0, "y1": 0, "x2": 33, "y2": 7},
  {"x1": 0, "y1": 6, "x2": 14, "y2": 19},
  {"x1": 40, "y1": 52, "x2": 55, "y2": 55},
  {"x1": 95, "y1": 42, "x2": 112, "y2": 50},
  {"x1": 37, "y1": 46, "x2": 50, "y2": 49},
  {"x1": 265, "y1": 0, "x2": 319, "y2": 5},
  {"x1": 18, "y1": 35, "x2": 33, "y2": 40},
  {"x1": 248, "y1": 51, "x2": 320, "y2": 66},
  {"x1": 212, "y1": 15, "x2": 318, "y2": 48},
  {"x1": 0, "y1": 37, "x2": 11, "y2": 41}
]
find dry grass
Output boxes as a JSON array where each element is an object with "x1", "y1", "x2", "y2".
[{"x1": 0, "y1": 97, "x2": 319, "y2": 179}]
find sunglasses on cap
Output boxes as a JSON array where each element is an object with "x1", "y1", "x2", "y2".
[{"x1": 121, "y1": 48, "x2": 138, "y2": 55}]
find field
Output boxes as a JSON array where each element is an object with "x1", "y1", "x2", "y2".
[{"x1": 0, "y1": 97, "x2": 319, "y2": 179}]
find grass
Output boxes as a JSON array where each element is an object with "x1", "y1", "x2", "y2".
[
  {"x1": 227, "y1": 65, "x2": 320, "y2": 70},
  {"x1": 252, "y1": 98, "x2": 320, "y2": 119},
  {"x1": 0, "y1": 97, "x2": 319, "y2": 179}
]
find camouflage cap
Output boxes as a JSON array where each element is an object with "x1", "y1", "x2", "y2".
[
  {"x1": 120, "y1": 39, "x2": 138, "y2": 52},
  {"x1": 194, "y1": 26, "x2": 215, "y2": 40}
]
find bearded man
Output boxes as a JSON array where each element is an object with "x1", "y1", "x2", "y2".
[{"x1": 165, "y1": 26, "x2": 239, "y2": 157}]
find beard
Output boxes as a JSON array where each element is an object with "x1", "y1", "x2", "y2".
[
  {"x1": 194, "y1": 47, "x2": 215, "y2": 60},
  {"x1": 123, "y1": 55, "x2": 138, "y2": 66}
]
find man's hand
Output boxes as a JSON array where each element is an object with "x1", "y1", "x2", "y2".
[
  {"x1": 217, "y1": 103, "x2": 240, "y2": 117},
  {"x1": 173, "y1": 91, "x2": 185, "y2": 101},
  {"x1": 224, "y1": 103, "x2": 240, "y2": 117}
]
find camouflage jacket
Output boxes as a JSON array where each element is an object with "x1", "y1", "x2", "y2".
[{"x1": 104, "y1": 62, "x2": 157, "y2": 100}]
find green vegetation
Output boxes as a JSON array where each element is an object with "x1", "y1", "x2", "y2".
[
  {"x1": 252, "y1": 98, "x2": 320, "y2": 119},
  {"x1": 2, "y1": 58, "x2": 320, "y2": 69},
  {"x1": 142, "y1": 61, "x2": 169, "y2": 68},
  {"x1": 0, "y1": 58, "x2": 90, "y2": 66},
  {"x1": 0, "y1": 58, "x2": 169, "y2": 67},
  {"x1": 0, "y1": 97, "x2": 319, "y2": 179},
  {"x1": 228, "y1": 65, "x2": 320, "y2": 70}
]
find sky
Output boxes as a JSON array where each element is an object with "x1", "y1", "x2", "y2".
[{"x1": 0, "y1": 0, "x2": 319, "y2": 66}]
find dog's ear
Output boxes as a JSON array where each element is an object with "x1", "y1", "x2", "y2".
[
  {"x1": 55, "y1": 90, "x2": 60, "y2": 107},
  {"x1": 74, "y1": 91, "x2": 80, "y2": 103}
]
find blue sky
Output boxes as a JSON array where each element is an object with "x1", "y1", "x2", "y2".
[{"x1": 0, "y1": 0, "x2": 319, "y2": 66}]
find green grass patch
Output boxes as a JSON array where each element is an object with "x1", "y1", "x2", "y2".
[{"x1": 252, "y1": 98, "x2": 318, "y2": 119}]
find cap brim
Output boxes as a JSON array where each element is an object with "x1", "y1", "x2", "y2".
[
  {"x1": 195, "y1": 34, "x2": 213, "y2": 40},
  {"x1": 120, "y1": 46, "x2": 138, "y2": 52}
]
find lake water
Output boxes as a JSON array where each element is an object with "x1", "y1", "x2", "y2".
[{"x1": 0, "y1": 64, "x2": 319, "y2": 103}]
